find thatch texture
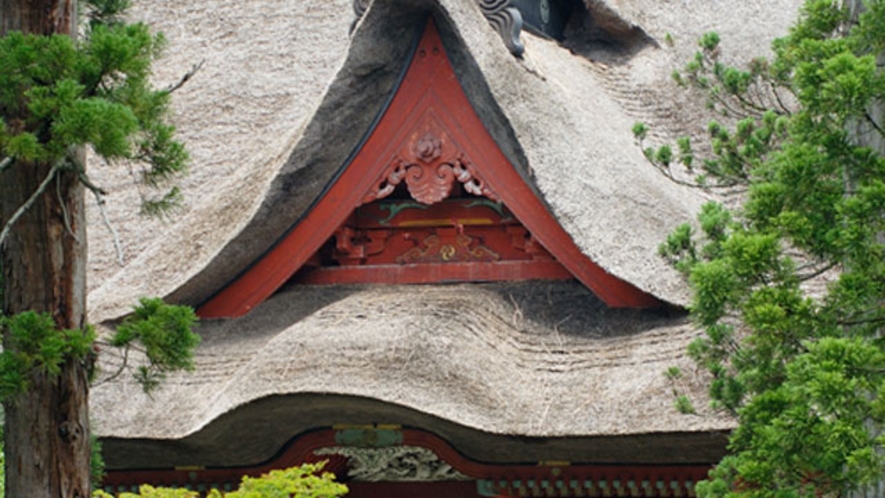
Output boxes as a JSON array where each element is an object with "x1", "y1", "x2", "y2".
[
  {"x1": 86, "y1": 0, "x2": 802, "y2": 322},
  {"x1": 86, "y1": 0, "x2": 353, "y2": 314},
  {"x1": 93, "y1": 282, "x2": 730, "y2": 467},
  {"x1": 85, "y1": 0, "x2": 804, "y2": 467}
]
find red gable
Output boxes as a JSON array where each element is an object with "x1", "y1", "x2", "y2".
[{"x1": 198, "y1": 20, "x2": 659, "y2": 319}]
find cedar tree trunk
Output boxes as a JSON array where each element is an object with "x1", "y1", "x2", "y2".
[{"x1": 0, "y1": 1, "x2": 92, "y2": 497}]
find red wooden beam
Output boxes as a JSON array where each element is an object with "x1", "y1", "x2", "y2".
[{"x1": 296, "y1": 261, "x2": 573, "y2": 285}]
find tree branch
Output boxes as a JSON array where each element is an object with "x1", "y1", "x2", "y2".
[
  {"x1": 769, "y1": 82, "x2": 794, "y2": 116},
  {"x1": 795, "y1": 261, "x2": 838, "y2": 281},
  {"x1": 0, "y1": 156, "x2": 13, "y2": 173},
  {"x1": 79, "y1": 170, "x2": 124, "y2": 266},
  {"x1": 76, "y1": 169, "x2": 107, "y2": 196},
  {"x1": 636, "y1": 136, "x2": 747, "y2": 191},
  {"x1": 56, "y1": 172, "x2": 80, "y2": 243},
  {"x1": 0, "y1": 163, "x2": 61, "y2": 248},
  {"x1": 836, "y1": 315, "x2": 885, "y2": 327},
  {"x1": 650, "y1": 163, "x2": 709, "y2": 189},
  {"x1": 707, "y1": 88, "x2": 750, "y2": 119},
  {"x1": 863, "y1": 111, "x2": 885, "y2": 138},
  {"x1": 91, "y1": 344, "x2": 130, "y2": 388},
  {"x1": 733, "y1": 89, "x2": 768, "y2": 116},
  {"x1": 659, "y1": 156, "x2": 746, "y2": 190},
  {"x1": 165, "y1": 59, "x2": 204, "y2": 94}
]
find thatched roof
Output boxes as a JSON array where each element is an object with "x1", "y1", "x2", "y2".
[
  {"x1": 86, "y1": 0, "x2": 803, "y2": 468},
  {"x1": 94, "y1": 281, "x2": 731, "y2": 468},
  {"x1": 86, "y1": 0, "x2": 800, "y2": 321}
]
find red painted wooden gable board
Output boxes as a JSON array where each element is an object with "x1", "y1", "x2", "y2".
[{"x1": 198, "y1": 19, "x2": 660, "y2": 319}]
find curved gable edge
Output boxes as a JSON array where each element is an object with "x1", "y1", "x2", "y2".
[
  {"x1": 91, "y1": 0, "x2": 697, "y2": 323},
  {"x1": 164, "y1": 6, "x2": 432, "y2": 312},
  {"x1": 198, "y1": 13, "x2": 661, "y2": 318}
]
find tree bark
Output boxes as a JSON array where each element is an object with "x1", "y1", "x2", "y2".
[
  {"x1": 0, "y1": 0, "x2": 77, "y2": 36},
  {"x1": 1, "y1": 1, "x2": 92, "y2": 496}
]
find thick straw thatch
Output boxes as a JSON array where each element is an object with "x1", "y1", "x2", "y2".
[
  {"x1": 86, "y1": 0, "x2": 801, "y2": 321},
  {"x1": 94, "y1": 282, "x2": 730, "y2": 468},
  {"x1": 87, "y1": 0, "x2": 803, "y2": 468}
]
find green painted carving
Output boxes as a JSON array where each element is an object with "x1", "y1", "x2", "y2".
[
  {"x1": 465, "y1": 199, "x2": 512, "y2": 221},
  {"x1": 334, "y1": 428, "x2": 404, "y2": 448},
  {"x1": 374, "y1": 201, "x2": 428, "y2": 225}
]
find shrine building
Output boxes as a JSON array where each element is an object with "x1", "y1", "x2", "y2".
[{"x1": 87, "y1": 0, "x2": 803, "y2": 496}]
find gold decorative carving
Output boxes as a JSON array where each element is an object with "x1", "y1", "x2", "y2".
[{"x1": 396, "y1": 231, "x2": 500, "y2": 264}]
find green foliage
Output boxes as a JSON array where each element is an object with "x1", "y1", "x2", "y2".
[
  {"x1": 645, "y1": 0, "x2": 885, "y2": 495},
  {"x1": 0, "y1": 300, "x2": 197, "y2": 487},
  {"x1": 0, "y1": 0, "x2": 197, "y2": 492},
  {"x1": 0, "y1": 427, "x2": 5, "y2": 498},
  {"x1": 665, "y1": 366, "x2": 683, "y2": 380},
  {"x1": 0, "y1": 312, "x2": 95, "y2": 400},
  {"x1": 0, "y1": 0, "x2": 199, "y2": 399},
  {"x1": 110, "y1": 298, "x2": 200, "y2": 393},
  {"x1": 84, "y1": 0, "x2": 133, "y2": 28},
  {"x1": 659, "y1": 223, "x2": 697, "y2": 273},
  {"x1": 91, "y1": 432, "x2": 105, "y2": 489},
  {"x1": 91, "y1": 463, "x2": 348, "y2": 498},
  {"x1": 93, "y1": 485, "x2": 200, "y2": 498},
  {"x1": 664, "y1": 367, "x2": 699, "y2": 415},
  {"x1": 0, "y1": 300, "x2": 197, "y2": 414},
  {"x1": 0, "y1": 0, "x2": 187, "y2": 214},
  {"x1": 212, "y1": 463, "x2": 348, "y2": 498},
  {"x1": 675, "y1": 395, "x2": 696, "y2": 414},
  {"x1": 631, "y1": 122, "x2": 649, "y2": 141}
]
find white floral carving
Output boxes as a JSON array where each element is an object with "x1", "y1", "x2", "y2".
[{"x1": 314, "y1": 446, "x2": 471, "y2": 482}]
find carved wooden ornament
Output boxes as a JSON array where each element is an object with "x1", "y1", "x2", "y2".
[
  {"x1": 198, "y1": 19, "x2": 660, "y2": 319},
  {"x1": 363, "y1": 122, "x2": 500, "y2": 206},
  {"x1": 102, "y1": 427, "x2": 711, "y2": 494}
]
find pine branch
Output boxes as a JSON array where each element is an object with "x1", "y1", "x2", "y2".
[
  {"x1": 636, "y1": 136, "x2": 747, "y2": 191},
  {"x1": 91, "y1": 343, "x2": 130, "y2": 388},
  {"x1": 863, "y1": 111, "x2": 885, "y2": 139},
  {"x1": 795, "y1": 261, "x2": 838, "y2": 281},
  {"x1": 79, "y1": 170, "x2": 124, "y2": 266},
  {"x1": 768, "y1": 82, "x2": 793, "y2": 116},
  {"x1": 165, "y1": 59, "x2": 204, "y2": 94},
  {"x1": 651, "y1": 163, "x2": 712, "y2": 189},
  {"x1": 733, "y1": 89, "x2": 768, "y2": 117},
  {"x1": 706, "y1": 87, "x2": 747, "y2": 119},
  {"x1": 836, "y1": 315, "x2": 885, "y2": 327},
  {"x1": 0, "y1": 162, "x2": 61, "y2": 248}
]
